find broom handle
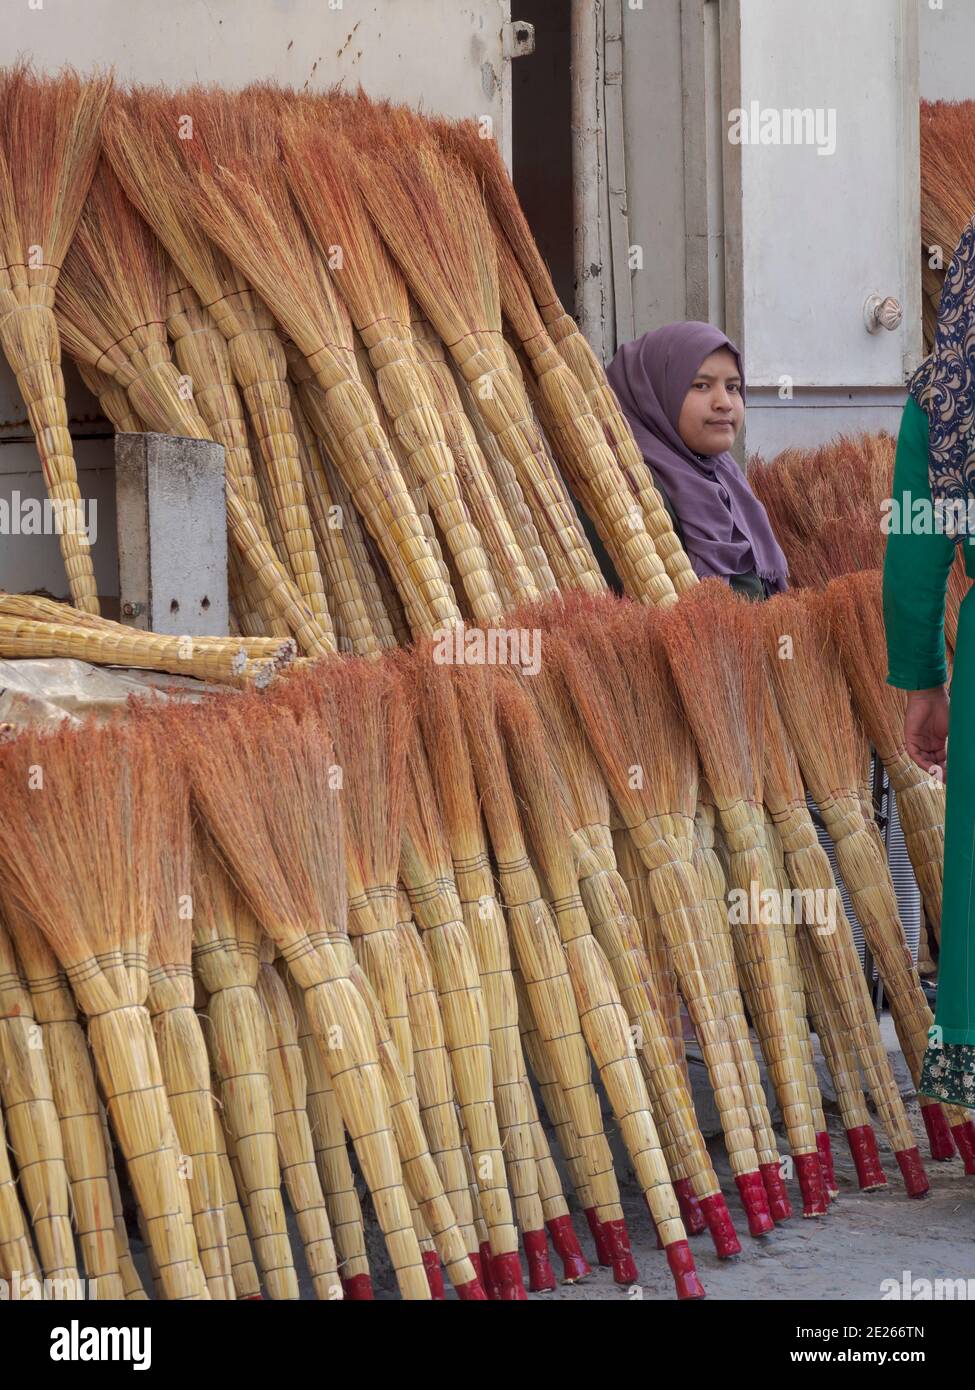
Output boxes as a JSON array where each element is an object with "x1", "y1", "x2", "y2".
[
  {"x1": 514, "y1": 964, "x2": 594, "y2": 1212},
  {"x1": 574, "y1": 842, "x2": 723, "y2": 1205},
  {"x1": 401, "y1": 868, "x2": 519, "y2": 1261},
  {"x1": 283, "y1": 970, "x2": 372, "y2": 1287},
  {"x1": 518, "y1": 331, "x2": 678, "y2": 607},
  {"x1": 213, "y1": 323, "x2": 331, "y2": 625},
  {"x1": 165, "y1": 288, "x2": 293, "y2": 640},
  {"x1": 210, "y1": 1114, "x2": 262, "y2": 1299},
  {"x1": 690, "y1": 818, "x2": 785, "y2": 1167},
  {"x1": 455, "y1": 884, "x2": 546, "y2": 1242},
  {"x1": 500, "y1": 879, "x2": 624, "y2": 1226},
  {"x1": 412, "y1": 324, "x2": 540, "y2": 607},
  {"x1": 98, "y1": 1104, "x2": 149, "y2": 1299},
  {"x1": 449, "y1": 334, "x2": 604, "y2": 594},
  {"x1": 284, "y1": 946, "x2": 430, "y2": 1300},
  {"x1": 317, "y1": 452, "x2": 400, "y2": 648},
  {"x1": 397, "y1": 917, "x2": 479, "y2": 1256},
  {"x1": 765, "y1": 803, "x2": 918, "y2": 1154},
  {"x1": 541, "y1": 305, "x2": 699, "y2": 596},
  {"x1": 797, "y1": 930, "x2": 873, "y2": 1132},
  {"x1": 719, "y1": 807, "x2": 821, "y2": 1162},
  {"x1": 87, "y1": 1003, "x2": 209, "y2": 1299},
  {"x1": 452, "y1": 364, "x2": 559, "y2": 597},
  {"x1": 292, "y1": 408, "x2": 380, "y2": 657},
  {"x1": 0, "y1": 1014, "x2": 79, "y2": 1285},
  {"x1": 0, "y1": 299, "x2": 100, "y2": 613},
  {"x1": 257, "y1": 964, "x2": 341, "y2": 1301},
  {"x1": 629, "y1": 819, "x2": 770, "y2": 1175},
  {"x1": 363, "y1": 324, "x2": 505, "y2": 624},
  {"x1": 42, "y1": 1017, "x2": 126, "y2": 1298},
  {"x1": 291, "y1": 352, "x2": 460, "y2": 634},
  {"x1": 348, "y1": 895, "x2": 414, "y2": 1083},
  {"x1": 883, "y1": 752, "x2": 943, "y2": 941},
  {"x1": 0, "y1": 1097, "x2": 41, "y2": 1283},
  {"x1": 148, "y1": 996, "x2": 235, "y2": 1299},
  {"x1": 206, "y1": 983, "x2": 300, "y2": 1300}
]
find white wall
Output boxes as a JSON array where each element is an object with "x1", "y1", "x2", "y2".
[
  {"x1": 921, "y1": 0, "x2": 975, "y2": 101},
  {"x1": 0, "y1": 0, "x2": 511, "y2": 600}
]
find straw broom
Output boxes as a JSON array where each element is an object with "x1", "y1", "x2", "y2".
[
  {"x1": 409, "y1": 306, "x2": 540, "y2": 608},
  {"x1": 178, "y1": 692, "x2": 431, "y2": 1300},
  {"x1": 283, "y1": 341, "x2": 406, "y2": 648},
  {"x1": 494, "y1": 232, "x2": 678, "y2": 607},
  {"x1": 209, "y1": 1101, "x2": 262, "y2": 1299},
  {"x1": 512, "y1": 649, "x2": 738, "y2": 1253},
  {"x1": 0, "y1": 717, "x2": 209, "y2": 1299},
  {"x1": 191, "y1": 827, "x2": 300, "y2": 1299},
  {"x1": 292, "y1": 664, "x2": 487, "y2": 1297},
  {"x1": 145, "y1": 741, "x2": 235, "y2": 1299},
  {"x1": 688, "y1": 781, "x2": 792, "y2": 1218},
  {"x1": 351, "y1": 105, "x2": 604, "y2": 597},
  {"x1": 760, "y1": 590, "x2": 975, "y2": 1170},
  {"x1": 491, "y1": 669, "x2": 707, "y2": 1295},
  {"x1": 0, "y1": 66, "x2": 109, "y2": 613},
  {"x1": 441, "y1": 330, "x2": 560, "y2": 598},
  {"x1": 0, "y1": 1095, "x2": 39, "y2": 1285},
  {"x1": 323, "y1": 660, "x2": 414, "y2": 1087},
  {"x1": 279, "y1": 966, "x2": 373, "y2": 1298},
  {"x1": 105, "y1": 91, "x2": 332, "y2": 630},
  {"x1": 290, "y1": 391, "x2": 380, "y2": 657},
  {"x1": 408, "y1": 650, "x2": 589, "y2": 1282},
  {"x1": 544, "y1": 595, "x2": 783, "y2": 1231},
  {"x1": 0, "y1": 900, "x2": 127, "y2": 1297},
  {"x1": 822, "y1": 571, "x2": 945, "y2": 939},
  {"x1": 0, "y1": 915, "x2": 79, "y2": 1288},
  {"x1": 256, "y1": 941, "x2": 341, "y2": 1301},
  {"x1": 658, "y1": 583, "x2": 829, "y2": 1215},
  {"x1": 183, "y1": 688, "x2": 482, "y2": 1299},
  {"x1": 455, "y1": 664, "x2": 641, "y2": 1272},
  {"x1": 756, "y1": 686, "x2": 924, "y2": 1192},
  {"x1": 180, "y1": 88, "x2": 460, "y2": 638},
  {"x1": 398, "y1": 722, "x2": 527, "y2": 1293},
  {"x1": 282, "y1": 115, "x2": 506, "y2": 627},
  {"x1": 441, "y1": 116, "x2": 696, "y2": 598},
  {"x1": 348, "y1": 336, "x2": 459, "y2": 634},
  {"x1": 395, "y1": 897, "x2": 480, "y2": 1272},
  {"x1": 512, "y1": 962, "x2": 611, "y2": 1267},
  {"x1": 56, "y1": 160, "x2": 335, "y2": 662}
]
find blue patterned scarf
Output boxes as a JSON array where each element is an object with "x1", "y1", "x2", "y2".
[{"x1": 909, "y1": 218, "x2": 975, "y2": 545}]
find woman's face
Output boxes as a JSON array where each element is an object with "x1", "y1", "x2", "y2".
[{"x1": 676, "y1": 347, "x2": 744, "y2": 456}]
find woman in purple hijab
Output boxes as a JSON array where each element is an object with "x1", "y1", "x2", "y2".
[{"x1": 606, "y1": 321, "x2": 788, "y2": 598}]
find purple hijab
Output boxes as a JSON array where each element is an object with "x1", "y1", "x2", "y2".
[{"x1": 606, "y1": 321, "x2": 788, "y2": 592}]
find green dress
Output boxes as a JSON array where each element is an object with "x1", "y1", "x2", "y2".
[{"x1": 883, "y1": 394, "x2": 975, "y2": 1109}]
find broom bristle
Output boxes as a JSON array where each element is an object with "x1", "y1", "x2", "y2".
[
  {"x1": 352, "y1": 103, "x2": 500, "y2": 348},
  {"x1": 281, "y1": 111, "x2": 410, "y2": 329},
  {"x1": 103, "y1": 88, "x2": 241, "y2": 306},
  {"x1": 0, "y1": 716, "x2": 160, "y2": 987},
  {"x1": 57, "y1": 157, "x2": 168, "y2": 364},
  {"x1": 0, "y1": 64, "x2": 111, "y2": 280},
  {"x1": 179, "y1": 85, "x2": 353, "y2": 360},
  {"x1": 818, "y1": 570, "x2": 906, "y2": 755},
  {"x1": 659, "y1": 581, "x2": 764, "y2": 805},
  {"x1": 437, "y1": 116, "x2": 559, "y2": 311}
]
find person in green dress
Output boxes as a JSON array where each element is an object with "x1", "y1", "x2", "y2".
[{"x1": 883, "y1": 220, "x2": 975, "y2": 1111}]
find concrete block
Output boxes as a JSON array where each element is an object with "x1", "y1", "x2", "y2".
[{"x1": 115, "y1": 432, "x2": 228, "y2": 636}]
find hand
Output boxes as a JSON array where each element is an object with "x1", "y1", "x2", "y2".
[{"x1": 904, "y1": 686, "x2": 949, "y2": 783}]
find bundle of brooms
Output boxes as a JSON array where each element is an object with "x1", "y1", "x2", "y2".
[{"x1": 0, "y1": 70, "x2": 963, "y2": 1299}]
